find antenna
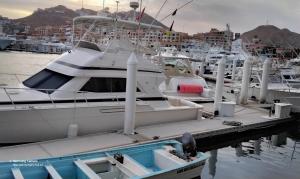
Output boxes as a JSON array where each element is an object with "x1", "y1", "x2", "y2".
[
  {"x1": 81, "y1": 0, "x2": 83, "y2": 9},
  {"x1": 116, "y1": 1, "x2": 120, "y2": 12},
  {"x1": 113, "y1": 0, "x2": 120, "y2": 20},
  {"x1": 130, "y1": 1, "x2": 139, "y2": 20},
  {"x1": 103, "y1": 0, "x2": 105, "y2": 11}
]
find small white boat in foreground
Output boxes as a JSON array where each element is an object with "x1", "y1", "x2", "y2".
[{"x1": 0, "y1": 139, "x2": 208, "y2": 179}]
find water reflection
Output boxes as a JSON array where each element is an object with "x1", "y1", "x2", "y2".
[
  {"x1": 200, "y1": 121, "x2": 300, "y2": 179},
  {"x1": 271, "y1": 133, "x2": 287, "y2": 147},
  {"x1": 208, "y1": 150, "x2": 217, "y2": 178},
  {"x1": 254, "y1": 138, "x2": 261, "y2": 155}
]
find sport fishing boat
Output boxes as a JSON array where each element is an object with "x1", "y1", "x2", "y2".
[
  {"x1": 0, "y1": 140, "x2": 209, "y2": 179},
  {"x1": 0, "y1": 16, "x2": 204, "y2": 144}
]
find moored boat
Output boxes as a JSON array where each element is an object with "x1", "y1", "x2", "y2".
[
  {"x1": 0, "y1": 16, "x2": 205, "y2": 144},
  {"x1": 0, "y1": 140, "x2": 208, "y2": 179}
]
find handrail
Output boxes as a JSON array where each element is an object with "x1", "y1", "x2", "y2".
[
  {"x1": 0, "y1": 86, "x2": 89, "y2": 94},
  {"x1": 0, "y1": 86, "x2": 129, "y2": 109}
]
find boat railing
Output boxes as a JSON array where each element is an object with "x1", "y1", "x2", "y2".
[
  {"x1": 0, "y1": 87, "x2": 122, "y2": 109},
  {"x1": 280, "y1": 73, "x2": 292, "y2": 93}
]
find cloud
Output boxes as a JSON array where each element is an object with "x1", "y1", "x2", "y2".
[{"x1": 0, "y1": 0, "x2": 299, "y2": 34}]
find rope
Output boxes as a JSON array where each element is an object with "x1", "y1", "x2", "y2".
[
  {"x1": 148, "y1": 0, "x2": 168, "y2": 29},
  {"x1": 160, "y1": 0, "x2": 193, "y2": 22}
]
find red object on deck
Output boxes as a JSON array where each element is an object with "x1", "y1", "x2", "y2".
[{"x1": 177, "y1": 84, "x2": 204, "y2": 94}]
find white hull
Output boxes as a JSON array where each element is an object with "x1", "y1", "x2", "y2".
[
  {"x1": 0, "y1": 102, "x2": 199, "y2": 143},
  {"x1": 248, "y1": 87, "x2": 300, "y2": 103}
]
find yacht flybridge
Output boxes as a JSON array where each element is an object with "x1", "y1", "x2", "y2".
[{"x1": 0, "y1": 16, "x2": 205, "y2": 144}]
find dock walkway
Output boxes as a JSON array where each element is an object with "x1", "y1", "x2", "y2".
[{"x1": 0, "y1": 103, "x2": 294, "y2": 160}]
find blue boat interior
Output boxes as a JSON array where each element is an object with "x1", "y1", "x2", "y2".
[{"x1": 0, "y1": 140, "x2": 208, "y2": 179}]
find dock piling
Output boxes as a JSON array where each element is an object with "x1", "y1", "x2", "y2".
[
  {"x1": 259, "y1": 58, "x2": 271, "y2": 103},
  {"x1": 124, "y1": 52, "x2": 138, "y2": 135},
  {"x1": 239, "y1": 58, "x2": 252, "y2": 104},
  {"x1": 213, "y1": 57, "x2": 226, "y2": 114}
]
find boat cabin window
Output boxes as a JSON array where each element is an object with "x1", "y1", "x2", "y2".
[
  {"x1": 81, "y1": 77, "x2": 141, "y2": 93},
  {"x1": 283, "y1": 75, "x2": 291, "y2": 79},
  {"x1": 23, "y1": 69, "x2": 73, "y2": 94},
  {"x1": 75, "y1": 41, "x2": 101, "y2": 52}
]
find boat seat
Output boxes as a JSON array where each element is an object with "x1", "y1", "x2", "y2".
[
  {"x1": 45, "y1": 165, "x2": 63, "y2": 179},
  {"x1": 74, "y1": 160, "x2": 102, "y2": 179},
  {"x1": 154, "y1": 149, "x2": 186, "y2": 170},
  {"x1": 121, "y1": 154, "x2": 151, "y2": 176},
  {"x1": 11, "y1": 168, "x2": 24, "y2": 179}
]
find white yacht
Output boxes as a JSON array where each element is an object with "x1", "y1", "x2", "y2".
[
  {"x1": 0, "y1": 16, "x2": 204, "y2": 144},
  {"x1": 226, "y1": 63, "x2": 300, "y2": 104}
]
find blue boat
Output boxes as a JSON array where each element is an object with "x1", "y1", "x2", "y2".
[{"x1": 0, "y1": 140, "x2": 208, "y2": 179}]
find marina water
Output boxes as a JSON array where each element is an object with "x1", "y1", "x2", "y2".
[{"x1": 0, "y1": 51, "x2": 299, "y2": 179}]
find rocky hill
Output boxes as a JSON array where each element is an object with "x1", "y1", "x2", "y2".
[
  {"x1": 241, "y1": 25, "x2": 300, "y2": 48},
  {"x1": 13, "y1": 5, "x2": 166, "y2": 28},
  {"x1": 15, "y1": 5, "x2": 77, "y2": 26}
]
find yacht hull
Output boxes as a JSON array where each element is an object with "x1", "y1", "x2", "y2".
[
  {"x1": 249, "y1": 87, "x2": 300, "y2": 103},
  {"x1": 0, "y1": 102, "x2": 198, "y2": 143}
]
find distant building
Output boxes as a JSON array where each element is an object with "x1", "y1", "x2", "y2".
[
  {"x1": 203, "y1": 28, "x2": 233, "y2": 50},
  {"x1": 124, "y1": 30, "x2": 190, "y2": 49},
  {"x1": 192, "y1": 33, "x2": 205, "y2": 41}
]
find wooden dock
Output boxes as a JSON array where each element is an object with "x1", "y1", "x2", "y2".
[{"x1": 0, "y1": 103, "x2": 294, "y2": 161}]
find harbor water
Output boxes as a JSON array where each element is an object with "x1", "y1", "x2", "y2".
[
  {"x1": 0, "y1": 51, "x2": 299, "y2": 179},
  {"x1": 200, "y1": 121, "x2": 300, "y2": 179},
  {"x1": 0, "y1": 51, "x2": 57, "y2": 87}
]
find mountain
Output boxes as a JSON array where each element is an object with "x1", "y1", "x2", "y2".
[
  {"x1": 241, "y1": 25, "x2": 300, "y2": 48},
  {"x1": 15, "y1": 5, "x2": 78, "y2": 26},
  {"x1": 13, "y1": 5, "x2": 166, "y2": 28}
]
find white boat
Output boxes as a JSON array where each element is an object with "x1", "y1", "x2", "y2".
[
  {"x1": 286, "y1": 58, "x2": 300, "y2": 75},
  {"x1": 0, "y1": 139, "x2": 209, "y2": 179},
  {"x1": 226, "y1": 62, "x2": 300, "y2": 103},
  {"x1": 153, "y1": 48, "x2": 213, "y2": 102},
  {"x1": 0, "y1": 16, "x2": 204, "y2": 144}
]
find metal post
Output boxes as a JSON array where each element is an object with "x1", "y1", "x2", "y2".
[
  {"x1": 4, "y1": 88, "x2": 15, "y2": 109},
  {"x1": 116, "y1": 1, "x2": 119, "y2": 20},
  {"x1": 47, "y1": 90, "x2": 55, "y2": 108}
]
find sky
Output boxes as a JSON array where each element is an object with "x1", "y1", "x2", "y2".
[{"x1": 0, "y1": 0, "x2": 300, "y2": 35}]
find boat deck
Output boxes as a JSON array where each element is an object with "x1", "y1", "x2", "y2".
[{"x1": 0, "y1": 103, "x2": 294, "y2": 160}]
